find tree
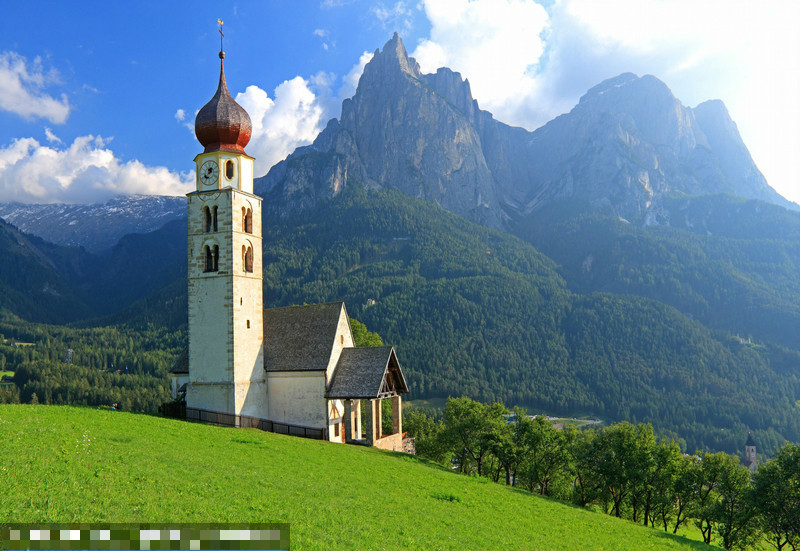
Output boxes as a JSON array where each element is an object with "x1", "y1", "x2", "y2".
[
  {"x1": 403, "y1": 407, "x2": 451, "y2": 464},
  {"x1": 349, "y1": 318, "x2": 383, "y2": 347},
  {"x1": 442, "y1": 397, "x2": 507, "y2": 476},
  {"x1": 568, "y1": 427, "x2": 601, "y2": 508},
  {"x1": 489, "y1": 406, "x2": 529, "y2": 486},
  {"x1": 751, "y1": 442, "x2": 800, "y2": 551},
  {"x1": 517, "y1": 415, "x2": 568, "y2": 497},
  {"x1": 712, "y1": 457, "x2": 757, "y2": 551},
  {"x1": 593, "y1": 422, "x2": 652, "y2": 518}
]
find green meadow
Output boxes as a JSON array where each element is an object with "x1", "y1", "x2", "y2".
[{"x1": 0, "y1": 405, "x2": 717, "y2": 550}]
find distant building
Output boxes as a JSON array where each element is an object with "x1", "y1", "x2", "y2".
[
  {"x1": 745, "y1": 432, "x2": 758, "y2": 472},
  {"x1": 168, "y1": 41, "x2": 408, "y2": 451}
]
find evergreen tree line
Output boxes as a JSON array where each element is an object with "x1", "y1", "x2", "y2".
[
  {"x1": 405, "y1": 397, "x2": 800, "y2": 551},
  {"x1": 0, "y1": 311, "x2": 180, "y2": 413}
]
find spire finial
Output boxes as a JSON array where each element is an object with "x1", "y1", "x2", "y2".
[{"x1": 218, "y1": 18, "x2": 225, "y2": 59}]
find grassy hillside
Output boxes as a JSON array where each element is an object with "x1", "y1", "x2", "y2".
[{"x1": 0, "y1": 405, "x2": 714, "y2": 551}]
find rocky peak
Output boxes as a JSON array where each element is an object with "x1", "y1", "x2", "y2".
[
  {"x1": 422, "y1": 68, "x2": 479, "y2": 120},
  {"x1": 362, "y1": 32, "x2": 421, "y2": 82}
]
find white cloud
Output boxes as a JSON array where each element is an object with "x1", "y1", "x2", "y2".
[
  {"x1": 412, "y1": 0, "x2": 549, "y2": 125},
  {"x1": 371, "y1": 1, "x2": 414, "y2": 32},
  {"x1": 0, "y1": 135, "x2": 193, "y2": 204},
  {"x1": 0, "y1": 51, "x2": 71, "y2": 123},
  {"x1": 174, "y1": 109, "x2": 186, "y2": 122},
  {"x1": 340, "y1": 51, "x2": 374, "y2": 100},
  {"x1": 44, "y1": 127, "x2": 62, "y2": 144},
  {"x1": 236, "y1": 77, "x2": 326, "y2": 176},
  {"x1": 313, "y1": 28, "x2": 334, "y2": 50}
]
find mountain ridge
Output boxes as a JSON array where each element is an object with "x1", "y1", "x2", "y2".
[{"x1": 256, "y1": 34, "x2": 796, "y2": 227}]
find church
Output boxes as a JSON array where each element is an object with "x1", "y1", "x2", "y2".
[{"x1": 169, "y1": 43, "x2": 409, "y2": 451}]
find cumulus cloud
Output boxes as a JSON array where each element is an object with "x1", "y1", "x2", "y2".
[
  {"x1": 412, "y1": 0, "x2": 549, "y2": 126},
  {"x1": 236, "y1": 77, "x2": 326, "y2": 176},
  {"x1": 340, "y1": 51, "x2": 374, "y2": 100},
  {"x1": 174, "y1": 109, "x2": 186, "y2": 121},
  {"x1": 0, "y1": 135, "x2": 193, "y2": 204},
  {"x1": 0, "y1": 51, "x2": 71, "y2": 123}
]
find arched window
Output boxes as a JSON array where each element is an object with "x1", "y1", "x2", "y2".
[
  {"x1": 204, "y1": 246, "x2": 213, "y2": 272},
  {"x1": 226, "y1": 159, "x2": 235, "y2": 180},
  {"x1": 212, "y1": 206, "x2": 218, "y2": 232},
  {"x1": 205, "y1": 245, "x2": 219, "y2": 272},
  {"x1": 243, "y1": 245, "x2": 253, "y2": 273},
  {"x1": 243, "y1": 207, "x2": 253, "y2": 234},
  {"x1": 203, "y1": 206, "x2": 211, "y2": 233}
]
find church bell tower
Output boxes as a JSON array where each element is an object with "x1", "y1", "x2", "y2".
[{"x1": 186, "y1": 37, "x2": 266, "y2": 418}]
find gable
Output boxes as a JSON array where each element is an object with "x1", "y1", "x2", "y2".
[{"x1": 326, "y1": 346, "x2": 408, "y2": 399}]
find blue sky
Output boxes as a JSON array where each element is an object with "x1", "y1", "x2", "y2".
[{"x1": 2, "y1": 0, "x2": 798, "y2": 204}]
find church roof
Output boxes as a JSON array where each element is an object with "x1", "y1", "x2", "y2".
[
  {"x1": 326, "y1": 346, "x2": 408, "y2": 399},
  {"x1": 195, "y1": 52, "x2": 252, "y2": 154},
  {"x1": 746, "y1": 432, "x2": 756, "y2": 447},
  {"x1": 263, "y1": 302, "x2": 347, "y2": 372},
  {"x1": 169, "y1": 346, "x2": 189, "y2": 374}
]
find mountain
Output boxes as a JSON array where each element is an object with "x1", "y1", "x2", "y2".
[
  {"x1": 0, "y1": 217, "x2": 94, "y2": 323},
  {"x1": 0, "y1": 213, "x2": 186, "y2": 324},
  {"x1": 0, "y1": 195, "x2": 185, "y2": 253},
  {"x1": 517, "y1": 195, "x2": 800, "y2": 350},
  {"x1": 256, "y1": 34, "x2": 794, "y2": 227}
]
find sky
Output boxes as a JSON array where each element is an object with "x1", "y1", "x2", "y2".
[{"x1": 1, "y1": 0, "x2": 798, "y2": 205}]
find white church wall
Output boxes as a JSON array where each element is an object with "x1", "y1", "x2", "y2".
[{"x1": 267, "y1": 372, "x2": 328, "y2": 429}]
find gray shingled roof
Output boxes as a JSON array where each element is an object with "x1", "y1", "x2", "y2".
[
  {"x1": 263, "y1": 302, "x2": 347, "y2": 372},
  {"x1": 326, "y1": 346, "x2": 408, "y2": 399},
  {"x1": 746, "y1": 433, "x2": 756, "y2": 447},
  {"x1": 169, "y1": 346, "x2": 189, "y2": 374}
]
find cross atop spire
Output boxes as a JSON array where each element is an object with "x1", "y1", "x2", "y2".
[{"x1": 218, "y1": 18, "x2": 225, "y2": 59}]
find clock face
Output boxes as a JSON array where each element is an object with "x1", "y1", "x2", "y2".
[{"x1": 199, "y1": 160, "x2": 219, "y2": 187}]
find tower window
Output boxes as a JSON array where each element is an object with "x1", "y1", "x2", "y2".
[
  {"x1": 246, "y1": 320, "x2": 251, "y2": 329},
  {"x1": 203, "y1": 206, "x2": 211, "y2": 233},
  {"x1": 204, "y1": 245, "x2": 219, "y2": 273},
  {"x1": 212, "y1": 206, "x2": 218, "y2": 232},
  {"x1": 226, "y1": 160, "x2": 235, "y2": 180},
  {"x1": 243, "y1": 245, "x2": 253, "y2": 273},
  {"x1": 242, "y1": 207, "x2": 253, "y2": 234}
]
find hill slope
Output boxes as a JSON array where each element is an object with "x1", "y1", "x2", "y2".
[{"x1": 0, "y1": 405, "x2": 713, "y2": 551}]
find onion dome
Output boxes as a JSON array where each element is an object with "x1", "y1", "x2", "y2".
[{"x1": 195, "y1": 52, "x2": 252, "y2": 154}]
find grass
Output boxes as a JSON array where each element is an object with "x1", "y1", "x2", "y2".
[
  {"x1": 0, "y1": 405, "x2": 718, "y2": 551},
  {"x1": 0, "y1": 371, "x2": 13, "y2": 378}
]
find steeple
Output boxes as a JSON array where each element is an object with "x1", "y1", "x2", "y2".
[
  {"x1": 194, "y1": 39, "x2": 252, "y2": 154},
  {"x1": 745, "y1": 432, "x2": 758, "y2": 472}
]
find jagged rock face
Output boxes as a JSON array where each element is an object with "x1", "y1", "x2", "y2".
[
  {"x1": 257, "y1": 34, "x2": 793, "y2": 228},
  {"x1": 258, "y1": 33, "x2": 502, "y2": 228}
]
